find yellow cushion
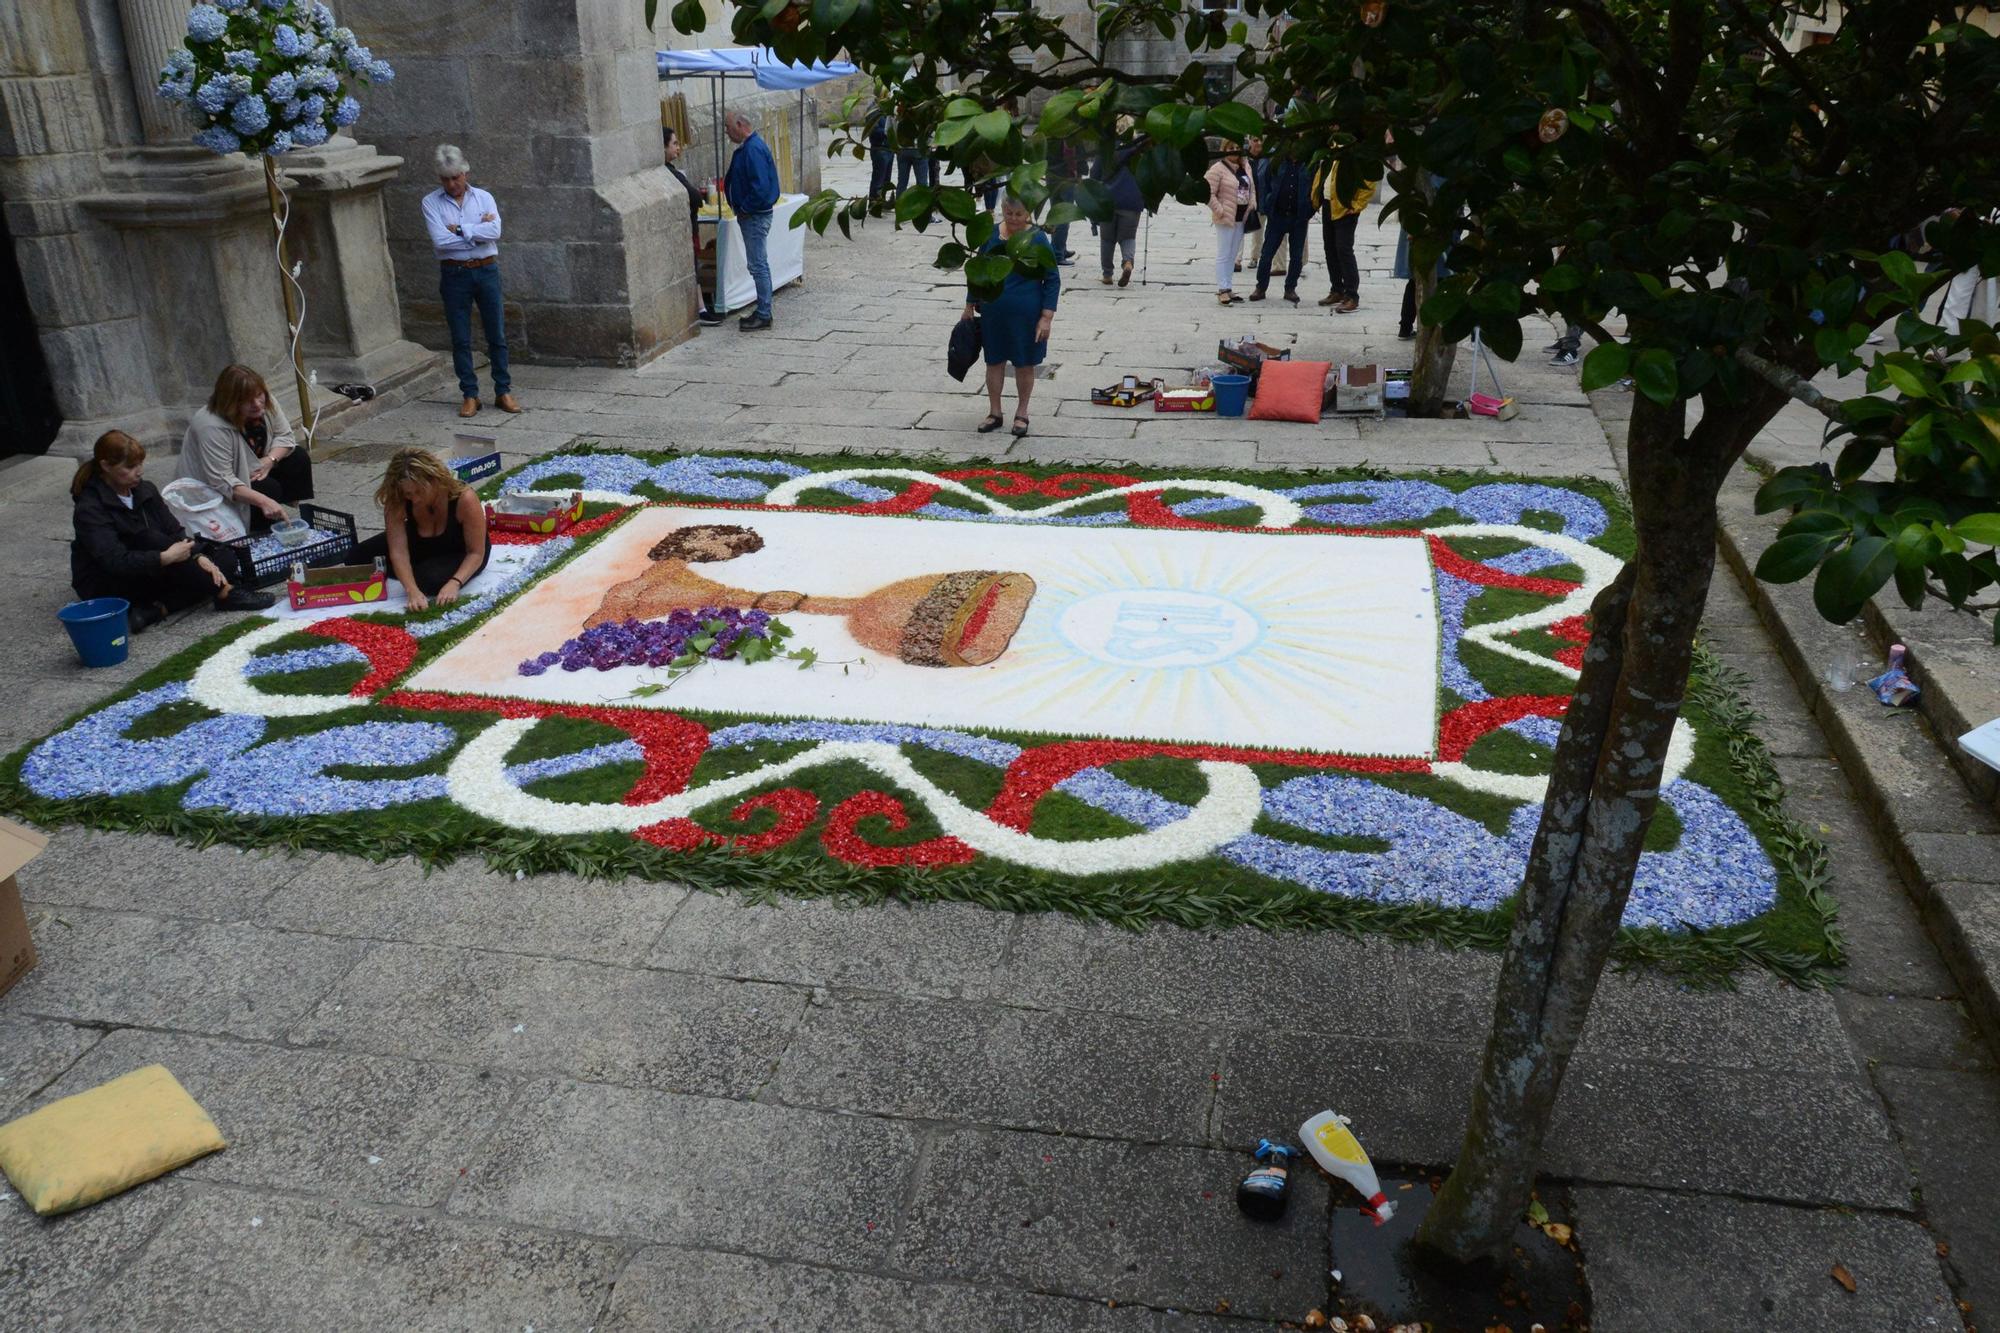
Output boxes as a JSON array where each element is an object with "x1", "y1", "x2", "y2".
[{"x1": 0, "y1": 1065, "x2": 225, "y2": 1215}]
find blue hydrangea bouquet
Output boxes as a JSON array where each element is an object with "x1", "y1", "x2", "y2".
[{"x1": 156, "y1": 0, "x2": 393, "y2": 158}]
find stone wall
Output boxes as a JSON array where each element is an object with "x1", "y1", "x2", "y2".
[
  {"x1": 338, "y1": 0, "x2": 698, "y2": 367},
  {"x1": 0, "y1": 0, "x2": 434, "y2": 457}
]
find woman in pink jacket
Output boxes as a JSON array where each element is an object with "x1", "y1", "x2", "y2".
[{"x1": 1204, "y1": 145, "x2": 1256, "y2": 305}]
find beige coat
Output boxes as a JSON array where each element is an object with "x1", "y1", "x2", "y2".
[
  {"x1": 1204, "y1": 158, "x2": 1255, "y2": 227},
  {"x1": 175, "y1": 399, "x2": 295, "y2": 525}
]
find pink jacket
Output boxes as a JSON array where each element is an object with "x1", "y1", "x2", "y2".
[{"x1": 1205, "y1": 158, "x2": 1254, "y2": 227}]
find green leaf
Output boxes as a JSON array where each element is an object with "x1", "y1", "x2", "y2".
[
  {"x1": 1539, "y1": 263, "x2": 1583, "y2": 294},
  {"x1": 965, "y1": 253, "x2": 1012, "y2": 287},
  {"x1": 932, "y1": 240, "x2": 968, "y2": 271},
  {"x1": 971, "y1": 110, "x2": 1012, "y2": 145},
  {"x1": 1205, "y1": 100, "x2": 1263, "y2": 140},
  {"x1": 1879, "y1": 360, "x2": 1934, "y2": 401},
  {"x1": 792, "y1": 646, "x2": 819, "y2": 669},
  {"x1": 893, "y1": 185, "x2": 933, "y2": 224},
  {"x1": 1526, "y1": 1199, "x2": 1551, "y2": 1227},
  {"x1": 1776, "y1": 508, "x2": 1851, "y2": 538},
  {"x1": 1039, "y1": 90, "x2": 1084, "y2": 136},
  {"x1": 1953, "y1": 513, "x2": 2000, "y2": 547},
  {"x1": 1756, "y1": 531, "x2": 1842, "y2": 584},
  {"x1": 809, "y1": 0, "x2": 859, "y2": 29},
  {"x1": 1812, "y1": 535, "x2": 1896, "y2": 622},
  {"x1": 1579, "y1": 342, "x2": 1630, "y2": 392},
  {"x1": 1633, "y1": 348, "x2": 1679, "y2": 405},
  {"x1": 645, "y1": 0, "x2": 659, "y2": 28},
  {"x1": 1813, "y1": 326, "x2": 1852, "y2": 368},
  {"x1": 936, "y1": 188, "x2": 979, "y2": 224}
]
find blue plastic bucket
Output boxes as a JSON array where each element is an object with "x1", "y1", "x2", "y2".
[
  {"x1": 1212, "y1": 373, "x2": 1252, "y2": 417},
  {"x1": 57, "y1": 597, "x2": 131, "y2": 668}
]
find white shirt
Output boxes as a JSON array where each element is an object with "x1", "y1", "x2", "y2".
[{"x1": 423, "y1": 184, "x2": 502, "y2": 260}]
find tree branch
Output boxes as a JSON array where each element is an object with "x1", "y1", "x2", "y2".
[
  {"x1": 1721, "y1": 0, "x2": 1833, "y2": 137},
  {"x1": 1734, "y1": 346, "x2": 1842, "y2": 423}
]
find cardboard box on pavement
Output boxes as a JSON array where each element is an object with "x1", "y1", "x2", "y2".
[{"x1": 0, "y1": 819, "x2": 47, "y2": 998}]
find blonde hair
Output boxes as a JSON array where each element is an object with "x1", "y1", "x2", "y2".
[
  {"x1": 373, "y1": 447, "x2": 467, "y2": 513},
  {"x1": 72, "y1": 430, "x2": 145, "y2": 498},
  {"x1": 207, "y1": 364, "x2": 272, "y2": 431}
]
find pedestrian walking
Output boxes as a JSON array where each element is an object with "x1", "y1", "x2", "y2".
[
  {"x1": 1099, "y1": 141, "x2": 1142, "y2": 287},
  {"x1": 962, "y1": 196, "x2": 1059, "y2": 439},
  {"x1": 1250, "y1": 149, "x2": 1310, "y2": 303},
  {"x1": 1205, "y1": 144, "x2": 1255, "y2": 306},
  {"x1": 723, "y1": 110, "x2": 780, "y2": 332},
  {"x1": 423, "y1": 144, "x2": 517, "y2": 418},
  {"x1": 1314, "y1": 151, "x2": 1376, "y2": 313},
  {"x1": 665, "y1": 128, "x2": 724, "y2": 327},
  {"x1": 867, "y1": 112, "x2": 893, "y2": 204}
]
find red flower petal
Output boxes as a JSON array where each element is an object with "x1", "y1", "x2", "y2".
[
  {"x1": 821, "y1": 791, "x2": 976, "y2": 867},
  {"x1": 303, "y1": 618, "x2": 419, "y2": 696}
]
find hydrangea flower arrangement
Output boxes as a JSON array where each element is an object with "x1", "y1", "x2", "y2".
[{"x1": 156, "y1": 0, "x2": 393, "y2": 157}]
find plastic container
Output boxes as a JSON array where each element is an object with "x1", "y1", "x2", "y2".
[
  {"x1": 271, "y1": 518, "x2": 312, "y2": 548},
  {"x1": 57, "y1": 598, "x2": 131, "y2": 668},
  {"x1": 1212, "y1": 373, "x2": 1252, "y2": 417}
]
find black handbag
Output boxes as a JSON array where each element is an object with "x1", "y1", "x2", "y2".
[{"x1": 947, "y1": 315, "x2": 982, "y2": 382}]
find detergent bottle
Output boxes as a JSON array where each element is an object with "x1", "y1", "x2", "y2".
[
  {"x1": 1299, "y1": 1109, "x2": 1396, "y2": 1226},
  {"x1": 1236, "y1": 1140, "x2": 1299, "y2": 1221}
]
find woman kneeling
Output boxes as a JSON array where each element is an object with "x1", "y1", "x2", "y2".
[
  {"x1": 352, "y1": 448, "x2": 490, "y2": 612},
  {"x1": 71, "y1": 430, "x2": 274, "y2": 631}
]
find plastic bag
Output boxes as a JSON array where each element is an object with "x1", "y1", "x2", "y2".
[{"x1": 160, "y1": 477, "x2": 247, "y2": 543}]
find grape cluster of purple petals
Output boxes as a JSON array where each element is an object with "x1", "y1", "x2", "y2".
[{"x1": 518, "y1": 608, "x2": 773, "y2": 676}]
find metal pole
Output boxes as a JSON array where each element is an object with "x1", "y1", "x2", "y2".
[
  {"x1": 1140, "y1": 212, "x2": 1149, "y2": 286},
  {"x1": 262, "y1": 156, "x2": 314, "y2": 436}
]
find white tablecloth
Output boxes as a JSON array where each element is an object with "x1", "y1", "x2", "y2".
[{"x1": 701, "y1": 193, "x2": 807, "y2": 313}]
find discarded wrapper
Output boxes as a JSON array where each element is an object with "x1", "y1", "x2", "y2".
[
  {"x1": 1236, "y1": 1139, "x2": 1298, "y2": 1221},
  {"x1": 1299, "y1": 1109, "x2": 1396, "y2": 1225},
  {"x1": 1867, "y1": 643, "x2": 1920, "y2": 707}
]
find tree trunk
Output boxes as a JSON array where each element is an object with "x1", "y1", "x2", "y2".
[
  {"x1": 1403, "y1": 171, "x2": 1458, "y2": 418},
  {"x1": 1414, "y1": 391, "x2": 1728, "y2": 1264}
]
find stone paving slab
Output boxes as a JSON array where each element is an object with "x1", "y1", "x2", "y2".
[
  {"x1": 1574, "y1": 1187, "x2": 1961, "y2": 1332},
  {"x1": 5, "y1": 910, "x2": 368, "y2": 1041},
  {"x1": 289, "y1": 942, "x2": 806, "y2": 1098},
  {"x1": 0, "y1": 1014, "x2": 102, "y2": 1117},
  {"x1": 773, "y1": 994, "x2": 1224, "y2": 1143},
  {"x1": 1874, "y1": 1066, "x2": 2000, "y2": 1318},
  {"x1": 645, "y1": 893, "x2": 1011, "y2": 999},
  {"x1": 255, "y1": 856, "x2": 687, "y2": 967},
  {"x1": 17, "y1": 830, "x2": 313, "y2": 923},
  {"x1": 445, "y1": 1079, "x2": 916, "y2": 1269},
  {"x1": 35, "y1": 1028, "x2": 513, "y2": 1208},
  {"x1": 0, "y1": 1180, "x2": 190, "y2": 1333},
  {"x1": 81, "y1": 1188, "x2": 628, "y2": 1333},
  {"x1": 893, "y1": 1127, "x2": 1329, "y2": 1322},
  {"x1": 600, "y1": 1245, "x2": 1236, "y2": 1332}
]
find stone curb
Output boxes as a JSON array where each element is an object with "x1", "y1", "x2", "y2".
[{"x1": 1712, "y1": 469, "x2": 2000, "y2": 1052}]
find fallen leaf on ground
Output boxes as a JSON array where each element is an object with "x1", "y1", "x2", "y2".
[
  {"x1": 1543, "y1": 1222, "x2": 1573, "y2": 1246},
  {"x1": 1302, "y1": 1311, "x2": 1327, "y2": 1329},
  {"x1": 1526, "y1": 1199, "x2": 1551, "y2": 1227},
  {"x1": 1831, "y1": 1263, "x2": 1857, "y2": 1293}
]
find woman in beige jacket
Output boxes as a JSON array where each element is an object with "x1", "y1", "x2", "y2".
[
  {"x1": 175, "y1": 364, "x2": 314, "y2": 531},
  {"x1": 1204, "y1": 145, "x2": 1255, "y2": 305}
]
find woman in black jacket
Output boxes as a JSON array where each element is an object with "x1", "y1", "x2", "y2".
[
  {"x1": 665, "y1": 127, "x2": 724, "y2": 327},
  {"x1": 70, "y1": 430, "x2": 273, "y2": 631}
]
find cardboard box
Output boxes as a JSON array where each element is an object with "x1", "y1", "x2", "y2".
[
  {"x1": 450, "y1": 431, "x2": 501, "y2": 484},
  {"x1": 286, "y1": 562, "x2": 390, "y2": 611},
  {"x1": 0, "y1": 819, "x2": 47, "y2": 998},
  {"x1": 486, "y1": 491, "x2": 585, "y2": 536}
]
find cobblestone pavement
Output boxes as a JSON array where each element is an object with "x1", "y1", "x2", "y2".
[{"x1": 0, "y1": 144, "x2": 1990, "y2": 1331}]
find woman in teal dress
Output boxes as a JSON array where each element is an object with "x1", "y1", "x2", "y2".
[{"x1": 960, "y1": 195, "x2": 1060, "y2": 439}]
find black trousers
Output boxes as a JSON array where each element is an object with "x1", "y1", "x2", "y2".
[
  {"x1": 77, "y1": 558, "x2": 219, "y2": 614},
  {"x1": 1323, "y1": 211, "x2": 1360, "y2": 298},
  {"x1": 250, "y1": 446, "x2": 314, "y2": 514},
  {"x1": 351, "y1": 533, "x2": 491, "y2": 597},
  {"x1": 1401, "y1": 281, "x2": 1417, "y2": 336}
]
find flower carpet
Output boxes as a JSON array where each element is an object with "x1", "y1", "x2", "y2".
[{"x1": 3, "y1": 449, "x2": 1839, "y2": 980}]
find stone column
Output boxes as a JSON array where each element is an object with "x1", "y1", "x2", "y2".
[{"x1": 116, "y1": 0, "x2": 191, "y2": 144}]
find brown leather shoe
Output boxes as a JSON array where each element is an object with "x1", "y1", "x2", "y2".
[
  {"x1": 458, "y1": 397, "x2": 479, "y2": 418},
  {"x1": 495, "y1": 393, "x2": 522, "y2": 414}
]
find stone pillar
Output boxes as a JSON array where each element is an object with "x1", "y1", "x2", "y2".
[
  {"x1": 339, "y1": 0, "x2": 697, "y2": 365},
  {"x1": 0, "y1": 0, "x2": 441, "y2": 457},
  {"x1": 115, "y1": 0, "x2": 189, "y2": 144}
]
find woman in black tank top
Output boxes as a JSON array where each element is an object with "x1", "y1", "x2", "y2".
[{"x1": 352, "y1": 448, "x2": 491, "y2": 611}]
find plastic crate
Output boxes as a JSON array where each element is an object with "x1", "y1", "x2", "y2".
[{"x1": 216, "y1": 503, "x2": 357, "y2": 588}]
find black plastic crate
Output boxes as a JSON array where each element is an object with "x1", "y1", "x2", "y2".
[{"x1": 215, "y1": 503, "x2": 358, "y2": 588}]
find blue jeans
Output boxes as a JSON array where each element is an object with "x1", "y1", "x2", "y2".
[
  {"x1": 737, "y1": 209, "x2": 773, "y2": 318},
  {"x1": 1256, "y1": 213, "x2": 1310, "y2": 294},
  {"x1": 869, "y1": 148, "x2": 892, "y2": 199},
  {"x1": 440, "y1": 262, "x2": 509, "y2": 398},
  {"x1": 896, "y1": 153, "x2": 930, "y2": 192}
]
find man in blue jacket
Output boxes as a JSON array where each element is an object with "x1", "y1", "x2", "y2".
[
  {"x1": 1250, "y1": 151, "x2": 1310, "y2": 304},
  {"x1": 723, "y1": 111, "x2": 781, "y2": 331}
]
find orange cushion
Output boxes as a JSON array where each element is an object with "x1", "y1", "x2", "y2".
[{"x1": 1249, "y1": 359, "x2": 1331, "y2": 423}]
